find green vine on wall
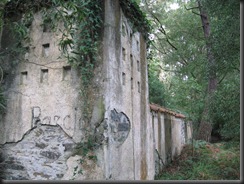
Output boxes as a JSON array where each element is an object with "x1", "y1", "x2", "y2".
[
  {"x1": 1, "y1": 0, "x2": 103, "y2": 120},
  {"x1": 1, "y1": 0, "x2": 103, "y2": 173},
  {"x1": 1, "y1": 1, "x2": 151, "y2": 176},
  {"x1": 120, "y1": 0, "x2": 152, "y2": 43}
]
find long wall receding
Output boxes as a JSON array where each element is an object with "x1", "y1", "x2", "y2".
[
  {"x1": 150, "y1": 103, "x2": 192, "y2": 176},
  {"x1": 0, "y1": 0, "x2": 192, "y2": 180}
]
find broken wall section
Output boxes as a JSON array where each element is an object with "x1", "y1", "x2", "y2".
[{"x1": 0, "y1": 3, "x2": 105, "y2": 180}]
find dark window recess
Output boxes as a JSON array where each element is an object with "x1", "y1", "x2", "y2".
[
  {"x1": 43, "y1": 23, "x2": 52, "y2": 32},
  {"x1": 130, "y1": 33, "x2": 132, "y2": 42},
  {"x1": 42, "y1": 43, "x2": 50, "y2": 57},
  {"x1": 137, "y1": 81, "x2": 140, "y2": 93},
  {"x1": 122, "y1": 72, "x2": 126, "y2": 85},
  {"x1": 131, "y1": 78, "x2": 133, "y2": 89},
  {"x1": 122, "y1": 24, "x2": 126, "y2": 36},
  {"x1": 122, "y1": 47, "x2": 126, "y2": 61},
  {"x1": 63, "y1": 66, "x2": 71, "y2": 81},
  {"x1": 137, "y1": 60, "x2": 140, "y2": 72},
  {"x1": 130, "y1": 54, "x2": 133, "y2": 68},
  {"x1": 20, "y1": 71, "x2": 28, "y2": 84},
  {"x1": 136, "y1": 40, "x2": 139, "y2": 51},
  {"x1": 41, "y1": 69, "x2": 48, "y2": 83}
]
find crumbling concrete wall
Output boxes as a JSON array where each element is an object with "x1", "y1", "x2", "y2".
[
  {"x1": 0, "y1": 8, "x2": 87, "y2": 180},
  {"x1": 0, "y1": 11, "x2": 83, "y2": 145},
  {"x1": 150, "y1": 104, "x2": 192, "y2": 177},
  {"x1": 101, "y1": 0, "x2": 154, "y2": 180},
  {"x1": 0, "y1": 0, "x2": 154, "y2": 180},
  {"x1": 0, "y1": 0, "x2": 190, "y2": 180}
]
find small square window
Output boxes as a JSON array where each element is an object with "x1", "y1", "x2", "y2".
[
  {"x1": 20, "y1": 71, "x2": 28, "y2": 85},
  {"x1": 122, "y1": 47, "x2": 126, "y2": 61},
  {"x1": 137, "y1": 60, "x2": 140, "y2": 72},
  {"x1": 136, "y1": 40, "x2": 139, "y2": 51},
  {"x1": 42, "y1": 43, "x2": 50, "y2": 57},
  {"x1": 63, "y1": 66, "x2": 71, "y2": 81},
  {"x1": 122, "y1": 23, "x2": 126, "y2": 36},
  {"x1": 122, "y1": 72, "x2": 126, "y2": 85},
  {"x1": 130, "y1": 54, "x2": 133, "y2": 68},
  {"x1": 137, "y1": 81, "x2": 141, "y2": 93},
  {"x1": 41, "y1": 69, "x2": 48, "y2": 83}
]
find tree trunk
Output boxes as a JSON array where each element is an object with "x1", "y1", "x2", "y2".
[{"x1": 196, "y1": 0, "x2": 217, "y2": 142}]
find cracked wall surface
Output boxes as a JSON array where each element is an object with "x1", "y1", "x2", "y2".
[
  {"x1": 0, "y1": 11, "x2": 83, "y2": 145},
  {"x1": 0, "y1": 6, "x2": 88, "y2": 181},
  {"x1": 0, "y1": 125, "x2": 75, "y2": 180},
  {"x1": 0, "y1": 0, "x2": 157, "y2": 181}
]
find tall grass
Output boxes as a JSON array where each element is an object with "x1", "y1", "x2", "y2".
[{"x1": 156, "y1": 140, "x2": 240, "y2": 180}]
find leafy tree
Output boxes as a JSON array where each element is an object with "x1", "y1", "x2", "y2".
[
  {"x1": 0, "y1": 0, "x2": 8, "y2": 114},
  {"x1": 202, "y1": 0, "x2": 240, "y2": 141},
  {"x1": 148, "y1": 58, "x2": 166, "y2": 106},
  {"x1": 141, "y1": 0, "x2": 240, "y2": 141}
]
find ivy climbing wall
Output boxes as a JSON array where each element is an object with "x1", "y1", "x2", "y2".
[{"x1": 0, "y1": 0, "x2": 191, "y2": 181}]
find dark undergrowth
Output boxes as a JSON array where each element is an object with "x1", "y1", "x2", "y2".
[{"x1": 156, "y1": 140, "x2": 240, "y2": 180}]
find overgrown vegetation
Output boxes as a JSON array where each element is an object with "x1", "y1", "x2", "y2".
[
  {"x1": 140, "y1": 0, "x2": 240, "y2": 142},
  {"x1": 120, "y1": 0, "x2": 151, "y2": 42},
  {"x1": 156, "y1": 140, "x2": 240, "y2": 180},
  {"x1": 0, "y1": 0, "x2": 104, "y2": 175},
  {"x1": 1, "y1": 0, "x2": 152, "y2": 178}
]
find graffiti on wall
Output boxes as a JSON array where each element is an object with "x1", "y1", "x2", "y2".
[
  {"x1": 110, "y1": 109, "x2": 130, "y2": 147},
  {"x1": 32, "y1": 107, "x2": 75, "y2": 131}
]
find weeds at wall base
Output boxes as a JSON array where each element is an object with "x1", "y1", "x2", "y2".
[{"x1": 156, "y1": 140, "x2": 240, "y2": 180}]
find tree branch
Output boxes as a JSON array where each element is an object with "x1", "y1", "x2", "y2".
[
  {"x1": 145, "y1": 0, "x2": 178, "y2": 50},
  {"x1": 184, "y1": 5, "x2": 199, "y2": 11},
  {"x1": 192, "y1": 11, "x2": 201, "y2": 16}
]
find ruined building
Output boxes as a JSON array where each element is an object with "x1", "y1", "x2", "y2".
[{"x1": 0, "y1": 0, "x2": 191, "y2": 180}]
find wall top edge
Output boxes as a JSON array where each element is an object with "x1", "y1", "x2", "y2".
[{"x1": 150, "y1": 103, "x2": 186, "y2": 119}]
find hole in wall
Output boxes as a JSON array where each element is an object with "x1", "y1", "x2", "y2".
[
  {"x1": 40, "y1": 69, "x2": 48, "y2": 83},
  {"x1": 42, "y1": 43, "x2": 50, "y2": 57},
  {"x1": 43, "y1": 23, "x2": 51, "y2": 32},
  {"x1": 63, "y1": 66, "x2": 71, "y2": 81},
  {"x1": 137, "y1": 81, "x2": 140, "y2": 93},
  {"x1": 137, "y1": 60, "x2": 140, "y2": 72},
  {"x1": 136, "y1": 40, "x2": 139, "y2": 51},
  {"x1": 122, "y1": 72, "x2": 126, "y2": 85},
  {"x1": 122, "y1": 23, "x2": 126, "y2": 36},
  {"x1": 20, "y1": 71, "x2": 28, "y2": 85},
  {"x1": 130, "y1": 54, "x2": 133, "y2": 68},
  {"x1": 122, "y1": 47, "x2": 126, "y2": 61}
]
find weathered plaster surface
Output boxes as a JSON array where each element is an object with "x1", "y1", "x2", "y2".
[
  {"x1": 0, "y1": 0, "x2": 191, "y2": 181},
  {"x1": 150, "y1": 105, "x2": 192, "y2": 176},
  {"x1": 0, "y1": 11, "x2": 83, "y2": 144}
]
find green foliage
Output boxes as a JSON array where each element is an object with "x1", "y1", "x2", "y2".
[
  {"x1": 156, "y1": 141, "x2": 240, "y2": 180},
  {"x1": 201, "y1": 0, "x2": 240, "y2": 141},
  {"x1": 141, "y1": 0, "x2": 240, "y2": 141},
  {"x1": 211, "y1": 74, "x2": 240, "y2": 141},
  {"x1": 120, "y1": 0, "x2": 152, "y2": 42},
  {"x1": 74, "y1": 135, "x2": 96, "y2": 157},
  {"x1": 1, "y1": 0, "x2": 103, "y2": 173},
  {"x1": 72, "y1": 135, "x2": 97, "y2": 178},
  {"x1": 148, "y1": 60, "x2": 166, "y2": 106},
  {"x1": 148, "y1": 73, "x2": 165, "y2": 106}
]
